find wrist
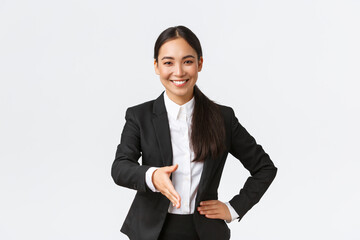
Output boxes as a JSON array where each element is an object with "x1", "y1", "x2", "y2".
[
  {"x1": 152, "y1": 169, "x2": 158, "y2": 189},
  {"x1": 145, "y1": 167, "x2": 160, "y2": 192}
]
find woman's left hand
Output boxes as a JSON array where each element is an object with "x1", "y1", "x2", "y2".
[{"x1": 197, "y1": 200, "x2": 231, "y2": 222}]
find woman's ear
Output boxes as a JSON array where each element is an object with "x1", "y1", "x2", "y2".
[
  {"x1": 198, "y1": 57, "x2": 203, "y2": 72},
  {"x1": 154, "y1": 59, "x2": 160, "y2": 75}
]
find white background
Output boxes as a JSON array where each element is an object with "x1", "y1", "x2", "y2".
[{"x1": 1, "y1": 0, "x2": 359, "y2": 239}]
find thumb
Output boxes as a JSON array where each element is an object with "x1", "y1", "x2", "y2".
[{"x1": 166, "y1": 164, "x2": 178, "y2": 173}]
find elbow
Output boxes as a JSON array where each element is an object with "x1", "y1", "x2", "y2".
[
  {"x1": 272, "y1": 166, "x2": 278, "y2": 180},
  {"x1": 267, "y1": 165, "x2": 278, "y2": 184},
  {"x1": 260, "y1": 163, "x2": 278, "y2": 183},
  {"x1": 111, "y1": 160, "x2": 122, "y2": 186}
]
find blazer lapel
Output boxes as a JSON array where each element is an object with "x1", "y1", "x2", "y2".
[{"x1": 152, "y1": 91, "x2": 173, "y2": 167}]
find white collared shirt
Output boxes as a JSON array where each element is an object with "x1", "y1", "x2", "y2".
[{"x1": 145, "y1": 91, "x2": 238, "y2": 222}]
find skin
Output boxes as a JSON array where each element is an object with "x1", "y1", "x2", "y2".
[
  {"x1": 154, "y1": 37, "x2": 202, "y2": 105},
  {"x1": 152, "y1": 37, "x2": 231, "y2": 222}
]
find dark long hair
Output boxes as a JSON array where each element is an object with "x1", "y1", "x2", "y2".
[{"x1": 154, "y1": 25, "x2": 226, "y2": 162}]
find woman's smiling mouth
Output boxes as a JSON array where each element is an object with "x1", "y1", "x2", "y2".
[{"x1": 170, "y1": 79, "x2": 189, "y2": 87}]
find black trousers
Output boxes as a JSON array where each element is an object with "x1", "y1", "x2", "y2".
[{"x1": 158, "y1": 213, "x2": 200, "y2": 240}]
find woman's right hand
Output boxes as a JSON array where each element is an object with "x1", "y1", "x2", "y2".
[{"x1": 152, "y1": 164, "x2": 181, "y2": 208}]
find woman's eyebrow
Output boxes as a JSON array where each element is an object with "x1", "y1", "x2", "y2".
[{"x1": 161, "y1": 55, "x2": 195, "y2": 60}]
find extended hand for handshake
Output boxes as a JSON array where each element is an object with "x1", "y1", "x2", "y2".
[{"x1": 152, "y1": 164, "x2": 231, "y2": 222}]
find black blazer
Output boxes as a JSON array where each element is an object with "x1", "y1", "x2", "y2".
[{"x1": 111, "y1": 91, "x2": 277, "y2": 240}]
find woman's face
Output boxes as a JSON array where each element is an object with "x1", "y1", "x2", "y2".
[{"x1": 154, "y1": 37, "x2": 203, "y2": 105}]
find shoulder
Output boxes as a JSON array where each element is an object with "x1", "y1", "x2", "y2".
[
  {"x1": 214, "y1": 102, "x2": 236, "y2": 119},
  {"x1": 123, "y1": 91, "x2": 165, "y2": 123},
  {"x1": 126, "y1": 99, "x2": 155, "y2": 115}
]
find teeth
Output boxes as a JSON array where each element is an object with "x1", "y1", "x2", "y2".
[{"x1": 172, "y1": 80, "x2": 187, "y2": 85}]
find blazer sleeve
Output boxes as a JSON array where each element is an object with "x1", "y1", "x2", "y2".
[
  {"x1": 228, "y1": 107, "x2": 278, "y2": 222},
  {"x1": 111, "y1": 107, "x2": 151, "y2": 192}
]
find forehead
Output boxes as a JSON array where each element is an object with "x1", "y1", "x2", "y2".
[{"x1": 158, "y1": 38, "x2": 197, "y2": 58}]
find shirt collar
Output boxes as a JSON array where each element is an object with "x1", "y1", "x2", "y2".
[{"x1": 163, "y1": 90, "x2": 195, "y2": 120}]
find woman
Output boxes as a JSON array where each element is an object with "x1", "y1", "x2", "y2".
[{"x1": 111, "y1": 25, "x2": 277, "y2": 240}]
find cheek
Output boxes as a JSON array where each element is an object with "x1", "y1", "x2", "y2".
[
  {"x1": 159, "y1": 68, "x2": 171, "y2": 79},
  {"x1": 188, "y1": 67, "x2": 198, "y2": 78}
]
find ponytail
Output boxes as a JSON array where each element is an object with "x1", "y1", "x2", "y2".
[{"x1": 191, "y1": 85, "x2": 226, "y2": 162}]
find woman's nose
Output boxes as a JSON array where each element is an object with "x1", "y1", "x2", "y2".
[{"x1": 174, "y1": 64, "x2": 185, "y2": 76}]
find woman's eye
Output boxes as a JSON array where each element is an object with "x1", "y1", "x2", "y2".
[
  {"x1": 184, "y1": 60, "x2": 193, "y2": 64},
  {"x1": 164, "y1": 62, "x2": 172, "y2": 65}
]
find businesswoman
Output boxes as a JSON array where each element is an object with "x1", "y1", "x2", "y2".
[{"x1": 111, "y1": 25, "x2": 277, "y2": 240}]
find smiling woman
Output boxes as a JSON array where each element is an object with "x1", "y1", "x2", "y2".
[
  {"x1": 111, "y1": 25, "x2": 277, "y2": 240},
  {"x1": 154, "y1": 37, "x2": 203, "y2": 105}
]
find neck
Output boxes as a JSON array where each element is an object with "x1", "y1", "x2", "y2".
[{"x1": 165, "y1": 90, "x2": 193, "y2": 105}]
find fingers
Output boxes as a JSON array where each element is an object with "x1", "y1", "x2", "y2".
[
  {"x1": 198, "y1": 209, "x2": 220, "y2": 215},
  {"x1": 164, "y1": 181, "x2": 181, "y2": 207},
  {"x1": 153, "y1": 165, "x2": 181, "y2": 208},
  {"x1": 197, "y1": 200, "x2": 231, "y2": 221},
  {"x1": 167, "y1": 164, "x2": 180, "y2": 207},
  {"x1": 200, "y1": 200, "x2": 218, "y2": 206},
  {"x1": 197, "y1": 200, "x2": 220, "y2": 214},
  {"x1": 160, "y1": 180, "x2": 181, "y2": 207},
  {"x1": 163, "y1": 187, "x2": 181, "y2": 208},
  {"x1": 197, "y1": 204, "x2": 218, "y2": 211},
  {"x1": 197, "y1": 205, "x2": 220, "y2": 216}
]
